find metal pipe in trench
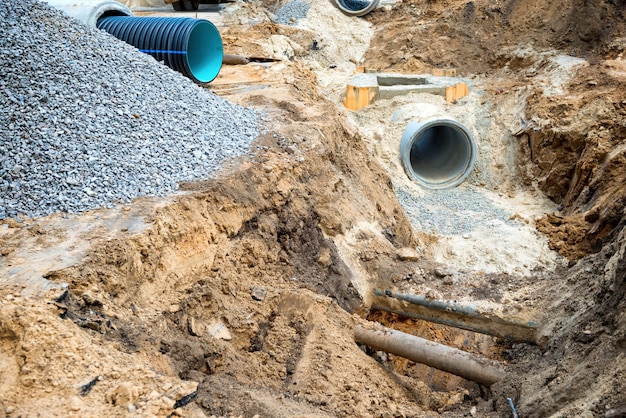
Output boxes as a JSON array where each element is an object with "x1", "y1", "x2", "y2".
[
  {"x1": 372, "y1": 289, "x2": 542, "y2": 344},
  {"x1": 355, "y1": 323, "x2": 506, "y2": 385},
  {"x1": 45, "y1": 0, "x2": 223, "y2": 84},
  {"x1": 400, "y1": 118, "x2": 477, "y2": 189}
]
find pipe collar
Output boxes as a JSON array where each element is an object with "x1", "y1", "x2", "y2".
[{"x1": 400, "y1": 118, "x2": 477, "y2": 189}]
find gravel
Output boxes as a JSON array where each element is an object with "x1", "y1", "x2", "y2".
[
  {"x1": 395, "y1": 186, "x2": 515, "y2": 236},
  {"x1": 0, "y1": 0, "x2": 259, "y2": 221},
  {"x1": 274, "y1": 0, "x2": 310, "y2": 25}
]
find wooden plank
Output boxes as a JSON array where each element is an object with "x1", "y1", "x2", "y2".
[{"x1": 343, "y1": 86, "x2": 378, "y2": 111}]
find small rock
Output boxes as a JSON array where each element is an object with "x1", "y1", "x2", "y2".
[
  {"x1": 396, "y1": 247, "x2": 420, "y2": 261},
  {"x1": 69, "y1": 396, "x2": 82, "y2": 411},
  {"x1": 82, "y1": 292, "x2": 100, "y2": 306},
  {"x1": 187, "y1": 316, "x2": 204, "y2": 337},
  {"x1": 159, "y1": 395, "x2": 175, "y2": 410},
  {"x1": 106, "y1": 382, "x2": 140, "y2": 406},
  {"x1": 317, "y1": 247, "x2": 332, "y2": 268},
  {"x1": 147, "y1": 390, "x2": 162, "y2": 401},
  {"x1": 169, "y1": 304, "x2": 180, "y2": 313},
  {"x1": 171, "y1": 381, "x2": 199, "y2": 400},
  {"x1": 208, "y1": 320, "x2": 232, "y2": 341},
  {"x1": 251, "y1": 287, "x2": 267, "y2": 301},
  {"x1": 434, "y1": 267, "x2": 455, "y2": 277}
]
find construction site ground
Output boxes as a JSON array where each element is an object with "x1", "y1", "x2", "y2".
[{"x1": 1, "y1": 0, "x2": 626, "y2": 417}]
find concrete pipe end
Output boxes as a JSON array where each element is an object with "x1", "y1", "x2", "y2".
[
  {"x1": 400, "y1": 118, "x2": 477, "y2": 190},
  {"x1": 331, "y1": 0, "x2": 381, "y2": 17},
  {"x1": 45, "y1": 1, "x2": 133, "y2": 27}
]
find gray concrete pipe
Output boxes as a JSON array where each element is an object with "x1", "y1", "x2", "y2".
[
  {"x1": 45, "y1": 0, "x2": 134, "y2": 27},
  {"x1": 45, "y1": 0, "x2": 223, "y2": 84},
  {"x1": 331, "y1": 0, "x2": 381, "y2": 17},
  {"x1": 400, "y1": 118, "x2": 477, "y2": 189}
]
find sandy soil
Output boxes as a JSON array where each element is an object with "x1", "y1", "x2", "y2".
[{"x1": 1, "y1": 0, "x2": 626, "y2": 417}]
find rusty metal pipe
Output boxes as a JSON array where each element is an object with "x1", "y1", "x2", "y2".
[
  {"x1": 371, "y1": 289, "x2": 542, "y2": 345},
  {"x1": 355, "y1": 323, "x2": 506, "y2": 386}
]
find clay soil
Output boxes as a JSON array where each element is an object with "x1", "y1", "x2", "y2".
[{"x1": 1, "y1": 0, "x2": 626, "y2": 417}]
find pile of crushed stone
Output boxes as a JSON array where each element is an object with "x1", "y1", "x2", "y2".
[
  {"x1": 273, "y1": 0, "x2": 310, "y2": 25},
  {"x1": 0, "y1": 0, "x2": 259, "y2": 220}
]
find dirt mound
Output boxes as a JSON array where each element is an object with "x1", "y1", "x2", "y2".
[
  {"x1": 520, "y1": 63, "x2": 626, "y2": 260},
  {"x1": 364, "y1": 0, "x2": 626, "y2": 75}
]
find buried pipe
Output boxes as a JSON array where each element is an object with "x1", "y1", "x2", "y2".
[
  {"x1": 371, "y1": 289, "x2": 542, "y2": 345},
  {"x1": 45, "y1": 0, "x2": 223, "y2": 84},
  {"x1": 331, "y1": 0, "x2": 381, "y2": 17},
  {"x1": 400, "y1": 118, "x2": 477, "y2": 189},
  {"x1": 355, "y1": 323, "x2": 506, "y2": 386}
]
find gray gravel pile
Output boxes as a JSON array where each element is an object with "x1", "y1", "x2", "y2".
[
  {"x1": 0, "y1": 0, "x2": 259, "y2": 220},
  {"x1": 395, "y1": 186, "x2": 515, "y2": 236},
  {"x1": 274, "y1": 0, "x2": 310, "y2": 25}
]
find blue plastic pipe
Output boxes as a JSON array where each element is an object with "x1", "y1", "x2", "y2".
[{"x1": 97, "y1": 16, "x2": 223, "y2": 84}]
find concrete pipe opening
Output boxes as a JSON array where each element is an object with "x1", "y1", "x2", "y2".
[
  {"x1": 400, "y1": 119, "x2": 477, "y2": 190},
  {"x1": 331, "y1": 0, "x2": 380, "y2": 16},
  {"x1": 44, "y1": 0, "x2": 133, "y2": 27}
]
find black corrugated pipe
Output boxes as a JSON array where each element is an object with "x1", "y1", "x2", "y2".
[{"x1": 97, "y1": 16, "x2": 223, "y2": 84}]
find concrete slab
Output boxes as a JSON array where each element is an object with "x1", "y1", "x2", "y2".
[{"x1": 343, "y1": 71, "x2": 470, "y2": 110}]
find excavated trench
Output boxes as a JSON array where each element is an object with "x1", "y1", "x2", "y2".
[
  {"x1": 52, "y1": 201, "x2": 511, "y2": 416},
  {"x1": 47, "y1": 121, "x2": 535, "y2": 415},
  {"x1": 12, "y1": 57, "x2": 624, "y2": 417}
]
